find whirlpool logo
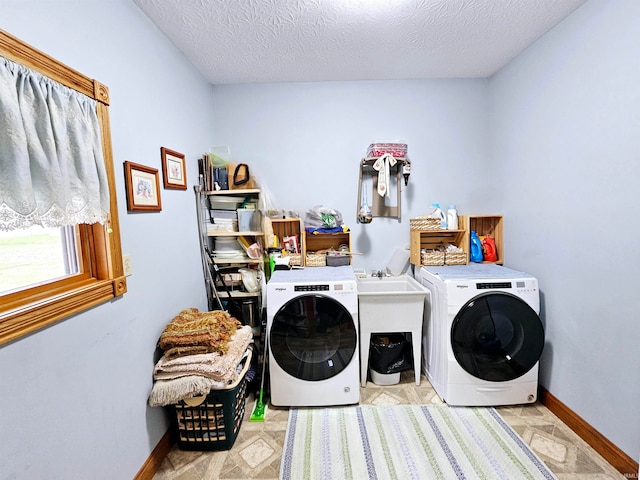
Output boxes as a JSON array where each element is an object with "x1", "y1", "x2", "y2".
[
  {"x1": 274, "y1": 287, "x2": 287, "y2": 291},
  {"x1": 455, "y1": 284, "x2": 469, "y2": 289}
]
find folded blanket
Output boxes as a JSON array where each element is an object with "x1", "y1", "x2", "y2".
[
  {"x1": 158, "y1": 308, "x2": 241, "y2": 355},
  {"x1": 162, "y1": 345, "x2": 218, "y2": 359},
  {"x1": 154, "y1": 325, "x2": 253, "y2": 383},
  {"x1": 148, "y1": 375, "x2": 226, "y2": 407},
  {"x1": 148, "y1": 347, "x2": 251, "y2": 407}
]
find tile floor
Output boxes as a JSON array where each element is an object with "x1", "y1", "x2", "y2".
[{"x1": 153, "y1": 371, "x2": 626, "y2": 480}]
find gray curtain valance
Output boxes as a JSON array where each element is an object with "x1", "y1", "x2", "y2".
[{"x1": 0, "y1": 56, "x2": 109, "y2": 231}]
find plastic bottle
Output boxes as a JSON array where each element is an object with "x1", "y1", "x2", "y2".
[
  {"x1": 470, "y1": 230, "x2": 483, "y2": 263},
  {"x1": 481, "y1": 235, "x2": 498, "y2": 262},
  {"x1": 430, "y1": 203, "x2": 447, "y2": 229},
  {"x1": 446, "y1": 205, "x2": 458, "y2": 230}
]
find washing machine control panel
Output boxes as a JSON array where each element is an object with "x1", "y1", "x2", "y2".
[{"x1": 295, "y1": 284, "x2": 330, "y2": 292}]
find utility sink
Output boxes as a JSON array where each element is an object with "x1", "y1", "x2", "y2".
[
  {"x1": 357, "y1": 274, "x2": 429, "y2": 387},
  {"x1": 356, "y1": 274, "x2": 426, "y2": 294}
]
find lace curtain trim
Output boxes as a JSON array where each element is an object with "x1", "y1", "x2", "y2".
[{"x1": 0, "y1": 56, "x2": 109, "y2": 231}]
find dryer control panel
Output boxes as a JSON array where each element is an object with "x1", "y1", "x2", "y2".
[
  {"x1": 446, "y1": 277, "x2": 539, "y2": 312},
  {"x1": 476, "y1": 279, "x2": 538, "y2": 295}
]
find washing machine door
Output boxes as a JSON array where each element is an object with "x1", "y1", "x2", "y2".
[
  {"x1": 451, "y1": 292, "x2": 544, "y2": 382},
  {"x1": 270, "y1": 294, "x2": 357, "y2": 381}
]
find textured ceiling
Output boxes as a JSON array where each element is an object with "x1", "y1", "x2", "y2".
[{"x1": 133, "y1": 0, "x2": 587, "y2": 85}]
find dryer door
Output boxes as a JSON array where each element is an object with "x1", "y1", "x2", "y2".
[
  {"x1": 270, "y1": 294, "x2": 357, "y2": 381},
  {"x1": 451, "y1": 292, "x2": 544, "y2": 382}
]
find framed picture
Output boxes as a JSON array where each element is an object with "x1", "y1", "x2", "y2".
[
  {"x1": 161, "y1": 147, "x2": 187, "y2": 190},
  {"x1": 124, "y1": 161, "x2": 162, "y2": 211}
]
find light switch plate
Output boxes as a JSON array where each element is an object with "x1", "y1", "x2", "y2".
[{"x1": 123, "y1": 254, "x2": 132, "y2": 276}]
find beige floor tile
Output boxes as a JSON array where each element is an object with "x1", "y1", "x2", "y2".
[{"x1": 153, "y1": 372, "x2": 626, "y2": 480}]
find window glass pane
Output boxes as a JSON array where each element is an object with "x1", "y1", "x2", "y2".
[{"x1": 0, "y1": 226, "x2": 79, "y2": 294}]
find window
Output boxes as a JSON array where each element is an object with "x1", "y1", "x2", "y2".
[
  {"x1": 0, "y1": 226, "x2": 80, "y2": 293},
  {"x1": 0, "y1": 29, "x2": 126, "y2": 346}
]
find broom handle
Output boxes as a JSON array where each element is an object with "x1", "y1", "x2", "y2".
[{"x1": 258, "y1": 335, "x2": 268, "y2": 402}]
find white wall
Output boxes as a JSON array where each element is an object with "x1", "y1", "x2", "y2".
[
  {"x1": 211, "y1": 79, "x2": 493, "y2": 273},
  {"x1": 0, "y1": 1, "x2": 212, "y2": 479},
  {"x1": 490, "y1": 0, "x2": 639, "y2": 459}
]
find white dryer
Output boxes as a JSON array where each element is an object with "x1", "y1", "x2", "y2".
[
  {"x1": 418, "y1": 264, "x2": 544, "y2": 406},
  {"x1": 267, "y1": 266, "x2": 359, "y2": 407}
]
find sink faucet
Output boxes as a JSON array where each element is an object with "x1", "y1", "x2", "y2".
[{"x1": 375, "y1": 270, "x2": 386, "y2": 278}]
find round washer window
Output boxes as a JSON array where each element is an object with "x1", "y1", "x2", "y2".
[
  {"x1": 451, "y1": 292, "x2": 544, "y2": 382},
  {"x1": 270, "y1": 294, "x2": 357, "y2": 381}
]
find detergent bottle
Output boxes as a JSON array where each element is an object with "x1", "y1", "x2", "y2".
[
  {"x1": 446, "y1": 204, "x2": 458, "y2": 230},
  {"x1": 470, "y1": 230, "x2": 483, "y2": 263},
  {"x1": 430, "y1": 203, "x2": 447, "y2": 229},
  {"x1": 482, "y1": 235, "x2": 498, "y2": 262}
]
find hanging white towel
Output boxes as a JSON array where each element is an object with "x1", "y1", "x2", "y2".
[{"x1": 372, "y1": 153, "x2": 397, "y2": 197}]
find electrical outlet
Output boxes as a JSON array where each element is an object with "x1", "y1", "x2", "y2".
[{"x1": 123, "y1": 254, "x2": 132, "y2": 276}]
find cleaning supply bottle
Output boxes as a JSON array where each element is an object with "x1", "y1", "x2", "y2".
[
  {"x1": 446, "y1": 204, "x2": 458, "y2": 230},
  {"x1": 358, "y1": 184, "x2": 373, "y2": 224},
  {"x1": 470, "y1": 230, "x2": 483, "y2": 263},
  {"x1": 482, "y1": 235, "x2": 498, "y2": 262},
  {"x1": 430, "y1": 203, "x2": 447, "y2": 229}
]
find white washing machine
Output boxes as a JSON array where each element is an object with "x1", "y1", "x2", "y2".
[
  {"x1": 267, "y1": 266, "x2": 359, "y2": 407},
  {"x1": 417, "y1": 264, "x2": 544, "y2": 406}
]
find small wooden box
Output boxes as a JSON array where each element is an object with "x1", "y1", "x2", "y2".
[{"x1": 460, "y1": 215, "x2": 504, "y2": 265}]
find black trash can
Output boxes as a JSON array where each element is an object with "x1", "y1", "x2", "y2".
[{"x1": 369, "y1": 333, "x2": 411, "y2": 385}]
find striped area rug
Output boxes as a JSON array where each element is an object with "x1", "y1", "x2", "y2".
[{"x1": 280, "y1": 404, "x2": 557, "y2": 480}]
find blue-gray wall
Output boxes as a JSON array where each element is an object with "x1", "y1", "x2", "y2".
[
  {"x1": 211, "y1": 79, "x2": 493, "y2": 272},
  {"x1": 0, "y1": 1, "x2": 212, "y2": 479},
  {"x1": 490, "y1": 0, "x2": 639, "y2": 459}
]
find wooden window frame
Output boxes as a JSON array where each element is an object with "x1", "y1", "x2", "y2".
[{"x1": 0, "y1": 29, "x2": 127, "y2": 346}]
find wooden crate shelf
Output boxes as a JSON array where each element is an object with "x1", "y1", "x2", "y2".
[
  {"x1": 409, "y1": 214, "x2": 504, "y2": 266},
  {"x1": 410, "y1": 229, "x2": 465, "y2": 266},
  {"x1": 271, "y1": 217, "x2": 304, "y2": 263},
  {"x1": 460, "y1": 215, "x2": 504, "y2": 265},
  {"x1": 303, "y1": 231, "x2": 352, "y2": 266}
]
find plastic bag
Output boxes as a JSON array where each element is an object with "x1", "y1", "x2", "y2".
[
  {"x1": 304, "y1": 205, "x2": 343, "y2": 229},
  {"x1": 247, "y1": 171, "x2": 276, "y2": 247},
  {"x1": 369, "y1": 334, "x2": 412, "y2": 374},
  {"x1": 238, "y1": 268, "x2": 259, "y2": 292}
]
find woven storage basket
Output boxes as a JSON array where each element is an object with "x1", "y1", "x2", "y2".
[
  {"x1": 305, "y1": 253, "x2": 326, "y2": 267},
  {"x1": 445, "y1": 251, "x2": 468, "y2": 265},
  {"x1": 421, "y1": 251, "x2": 445, "y2": 266},
  {"x1": 288, "y1": 254, "x2": 302, "y2": 266},
  {"x1": 410, "y1": 217, "x2": 441, "y2": 231}
]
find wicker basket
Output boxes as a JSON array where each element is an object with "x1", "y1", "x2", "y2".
[
  {"x1": 287, "y1": 253, "x2": 302, "y2": 266},
  {"x1": 305, "y1": 253, "x2": 326, "y2": 267},
  {"x1": 445, "y1": 251, "x2": 468, "y2": 265},
  {"x1": 421, "y1": 250, "x2": 445, "y2": 266},
  {"x1": 410, "y1": 217, "x2": 441, "y2": 231}
]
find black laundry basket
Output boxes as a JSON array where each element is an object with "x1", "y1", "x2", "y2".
[{"x1": 172, "y1": 349, "x2": 251, "y2": 451}]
